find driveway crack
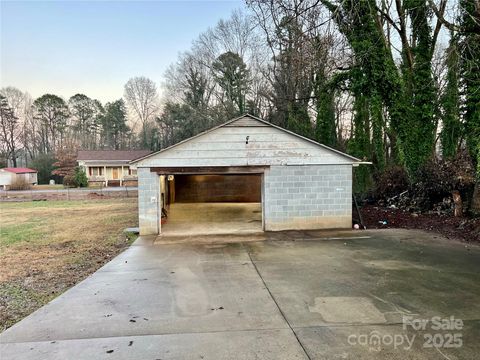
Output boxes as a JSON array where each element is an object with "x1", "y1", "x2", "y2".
[{"x1": 246, "y1": 248, "x2": 312, "y2": 360}]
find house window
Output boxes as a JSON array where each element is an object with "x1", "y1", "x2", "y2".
[
  {"x1": 129, "y1": 168, "x2": 137, "y2": 176},
  {"x1": 90, "y1": 167, "x2": 103, "y2": 176}
]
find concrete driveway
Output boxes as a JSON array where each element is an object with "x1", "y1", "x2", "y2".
[{"x1": 1, "y1": 229, "x2": 479, "y2": 359}]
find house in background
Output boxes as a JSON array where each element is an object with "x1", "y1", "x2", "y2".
[
  {"x1": 0, "y1": 168, "x2": 38, "y2": 190},
  {"x1": 77, "y1": 150, "x2": 152, "y2": 187}
]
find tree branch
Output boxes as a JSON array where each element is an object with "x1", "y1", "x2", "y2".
[
  {"x1": 375, "y1": 5, "x2": 401, "y2": 33},
  {"x1": 428, "y1": 0, "x2": 460, "y2": 32}
]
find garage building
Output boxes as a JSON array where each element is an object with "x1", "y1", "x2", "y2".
[
  {"x1": 132, "y1": 115, "x2": 364, "y2": 236},
  {"x1": 0, "y1": 167, "x2": 38, "y2": 190}
]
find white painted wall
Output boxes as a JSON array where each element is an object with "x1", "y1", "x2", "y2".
[
  {"x1": 0, "y1": 171, "x2": 37, "y2": 189},
  {"x1": 0, "y1": 170, "x2": 14, "y2": 187},
  {"x1": 135, "y1": 117, "x2": 357, "y2": 168}
]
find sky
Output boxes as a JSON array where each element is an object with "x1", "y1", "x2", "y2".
[{"x1": 0, "y1": 0, "x2": 244, "y2": 103}]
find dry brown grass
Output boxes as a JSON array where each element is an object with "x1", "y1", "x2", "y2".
[
  {"x1": 8, "y1": 178, "x2": 31, "y2": 191},
  {"x1": 33, "y1": 184, "x2": 64, "y2": 190},
  {"x1": 0, "y1": 199, "x2": 138, "y2": 330}
]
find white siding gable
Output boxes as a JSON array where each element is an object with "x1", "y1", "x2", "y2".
[{"x1": 135, "y1": 116, "x2": 358, "y2": 167}]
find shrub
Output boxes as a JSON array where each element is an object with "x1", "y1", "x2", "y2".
[
  {"x1": 412, "y1": 151, "x2": 476, "y2": 210},
  {"x1": 74, "y1": 167, "x2": 88, "y2": 188},
  {"x1": 62, "y1": 175, "x2": 76, "y2": 187},
  {"x1": 9, "y1": 178, "x2": 31, "y2": 190},
  {"x1": 374, "y1": 166, "x2": 410, "y2": 200},
  {"x1": 373, "y1": 151, "x2": 476, "y2": 213},
  {"x1": 52, "y1": 149, "x2": 77, "y2": 177}
]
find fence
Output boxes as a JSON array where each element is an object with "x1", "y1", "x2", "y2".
[{"x1": 0, "y1": 187, "x2": 138, "y2": 202}]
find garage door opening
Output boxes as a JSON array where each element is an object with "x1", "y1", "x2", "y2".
[{"x1": 160, "y1": 173, "x2": 263, "y2": 236}]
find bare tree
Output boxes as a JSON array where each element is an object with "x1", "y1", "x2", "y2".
[
  {"x1": 163, "y1": 10, "x2": 270, "y2": 118},
  {"x1": 164, "y1": 52, "x2": 215, "y2": 108},
  {"x1": 21, "y1": 93, "x2": 35, "y2": 164},
  {"x1": 0, "y1": 87, "x2": 26, "y2": 118},
  {"x1": 248, "y1": 0, "x2": 338, "y2": 133},
  {"x1": 124, "y1": 76, "x2": 159, "y2": 148},
  {"x1": 0, "y1": 95, "x2": 20, "y2": 166},
  {"x1": 0, "y1": 87, "x2": 28, "y2": 164}
]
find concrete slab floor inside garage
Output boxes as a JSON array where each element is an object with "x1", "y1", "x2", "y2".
[{"x1": 160, "y1": 202, "x2": 263, "y2": 237}]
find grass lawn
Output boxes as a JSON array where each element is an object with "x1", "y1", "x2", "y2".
[{"x1": 0, "y1": 199, "x2": 138, "y2": 330}]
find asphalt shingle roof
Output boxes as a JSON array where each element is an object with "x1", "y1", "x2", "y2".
[
  {"x1": 77, "y1": 150, "x2": 152, "y2": 161},
  {"x1": 2, "y1": 167, "x2": 37, "y2": 174}
]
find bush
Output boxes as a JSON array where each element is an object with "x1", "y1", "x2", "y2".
[
  {"x1": 9, "y1": 178, "x2": 31, "y2": 190},
  {"x1": 62, "y1": 175, "x2": 76, "y2": 187},
  {"x1": 374, "y1": 151, "x2": 476, "y2": 213},
  {"x1": 74, "y1": 167, "x2": 88, "y2": 188},
  {"x1": 412, "y1": 151, "x2": 476, "y2": 210},
  {"x1": 374, "y1": 166, "x2": 410, "y2": 200}
]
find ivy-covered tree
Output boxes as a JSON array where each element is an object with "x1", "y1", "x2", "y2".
[
  {"x1": 320, "y1": 0, "x2": 401, "y2": 180},
  {"x1": 348, "y1": 94, "x2": 373, "y2": 192},
  {"x1": 440, "y1": 35, "x2": 462, "y2": 159},
  {"x1": 399, "y1": 0, "x2": 437, "y2": 173},
  {"x1": 458, "y1": 0, "x2": 480, "y2": 211},
  {"x1": 314, "y1": 57, "x2": 336, "y2": 147}
]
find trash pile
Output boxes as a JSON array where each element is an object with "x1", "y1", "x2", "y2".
[
  {"x1": 359, "y1": 151, "x2": 480, "y2": 242},
  {"x1": 373, "y1": 151, "x2": 476, "y2": 217},
  {"x1": 377, "y1": 191, "x2": 457, "y2": 216}
]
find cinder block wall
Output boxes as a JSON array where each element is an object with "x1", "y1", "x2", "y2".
[
  {"x1": 175, "y1": 174, "x2": 261, "y2": 203},
  {"x1": 138, "y1": 168, "x2": 160, "y2": 235},
  {"x1": 263, "y1": 165, "x2": 352, "y2": 231}
]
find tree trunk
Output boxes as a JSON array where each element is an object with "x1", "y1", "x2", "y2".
[
  {"x1": 452, "y1": 190, "x2": 462, "y2": 217},
  {"x1": 471, "y1": 182, "x2": 480, "y2": 214}
]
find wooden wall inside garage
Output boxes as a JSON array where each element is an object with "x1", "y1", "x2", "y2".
[{"x1": 174, "y1": 174, "x2": 261, "y2": 203}]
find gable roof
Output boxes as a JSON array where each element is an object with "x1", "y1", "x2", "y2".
[
  {"x1": 77, "y1": 150, "x2": 152, "y2": 162},
  {"x1": 132, "y1": 114, "x2": 362, "y2": 165},
  {"x1": 2, "y1": 167, "x2": 37, "y2": 174}
]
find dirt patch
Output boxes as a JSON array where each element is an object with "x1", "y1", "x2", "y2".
[
  {"x1": 359, "y1": 204, "x2": 480, "y2": 243},
  {"x1": 87, "y1": 192, "x2": 105, "y2": 199},
  {"x1": 0, "y1": 199, "x2": 138, "y2": 330},
  {"x1": 0, "y1": 189, "x2": 137, "y2": 202}
]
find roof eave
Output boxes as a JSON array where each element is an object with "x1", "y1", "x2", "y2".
[
  {"x1": 131, "y1": 114, "x2": 366, "y2": 165},
  {"x1": 130, "y1": 114, "x2": 249, "y2": 164},
  {"x1": 353, "y1": 161, "x2": 373, "y2": 167},
  {"x1": 244, "y1": 114, "x2": 363, "y2": 163},
  {"x1": 77, "y1": 159, "x2": 133, "y2": 162}
]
